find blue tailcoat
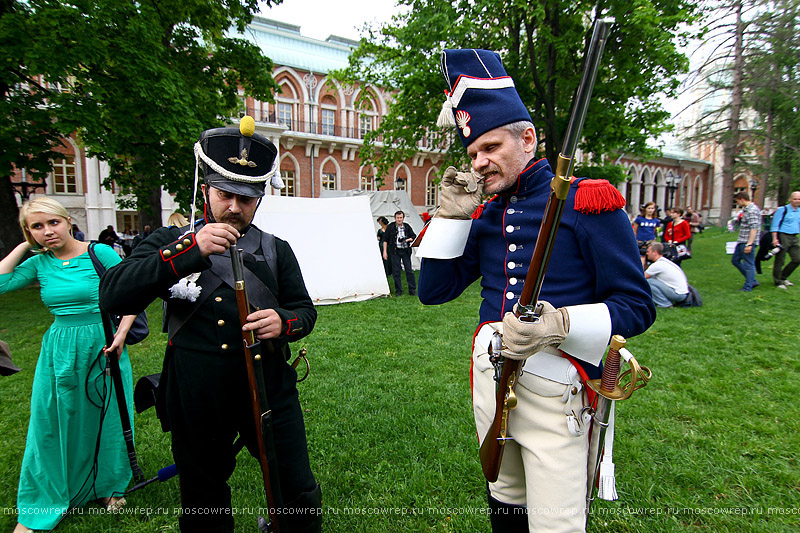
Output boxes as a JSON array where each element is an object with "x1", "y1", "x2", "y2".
[{"x1": 418, "y1": 158, "x2": 656, "y2": 378}]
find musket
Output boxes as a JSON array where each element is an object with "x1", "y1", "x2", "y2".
[
  {"x1": 100, "y1": 312, "x2": 145, "y2": 485},
  {"x1": 231, "y1": 245, "x2": 285, "y2": 533},
  {"x1": 479, "y1": 17, "x2": 615, "y2": 483},
  {"x1": 585, "y1": 336, "x2": 650, "y2": 518}
]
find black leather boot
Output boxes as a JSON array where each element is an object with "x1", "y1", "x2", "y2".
[{"x1": 488, "y1": 491, "x2": 528, "y2": 532}]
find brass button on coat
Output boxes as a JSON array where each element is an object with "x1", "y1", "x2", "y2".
[
  {"x1": 221, "y1": 344, "x2": 228, "y2": 351},
  {"x1": 217, "y1": 319, "x2": 225, "y2": 327},
  {"x1": 183, "y1": 239, "x2": 191, "y2": 246},
  {"x1": 163, "y1": 249, "x2": 172, "y2": 257},
  {"x1": 215, "y1": 296, "x2": 222, "y2": 302},
  {"x1": 176, "y1": 244, "x2": 184, "y2": 251}
]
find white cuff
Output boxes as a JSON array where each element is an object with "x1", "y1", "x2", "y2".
[
  {"x1": 415, "y1": 218, "x2": 472, "y2": 259},
  {"x1": 558, "y1": 303, "x2": 611, "y2": 366}
]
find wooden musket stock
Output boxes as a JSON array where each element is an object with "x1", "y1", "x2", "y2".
[
  {"x1": 231, "y1": 246, "x2": 284, "y2": 533},
  {"x1": 478, "y1": 17, "x2": 615, "y2": 483}
]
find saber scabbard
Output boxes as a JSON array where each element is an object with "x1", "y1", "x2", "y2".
[
  {"x1": 478, "y1": 17, "x2": 615, "y2": 484},
  {"x1": 231, "y1": 246, "x2": 284, "y2": 533},
  {"x1": 585, "y1": 335, "x2": 652, "y2": 518}
]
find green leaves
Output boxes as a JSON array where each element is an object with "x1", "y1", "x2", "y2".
[
  {"x1": 340, "y1": 0, "x2": 699, "y2": 171},
  {"x1": 0, "y1": 0, "x2": 278, "y2": 219}
]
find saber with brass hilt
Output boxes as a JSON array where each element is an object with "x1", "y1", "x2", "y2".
[
  {"x1": 231, "y1": 245, "x2": 285, "y2": 533},
  {"x1": 585, "y1": 335, "x2": 651, "y2": 518},
  {"x1": 479, "y1": 16, "x2": 615, "y2": 484},
  {"x1": 291, "y1": 348, "x2": 310, "y2": 382}
]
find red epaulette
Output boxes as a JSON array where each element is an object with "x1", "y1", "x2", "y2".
[
  {"x1": 572, "y1": 178, "x2": 625, "y2": 214},
  {"x1": 471, "y1": 195, "x2": 499, "y2": 220}
]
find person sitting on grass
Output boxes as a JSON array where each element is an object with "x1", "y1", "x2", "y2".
[{"x1": 645, "y1": 242, "x2": 690, "y2": 308}]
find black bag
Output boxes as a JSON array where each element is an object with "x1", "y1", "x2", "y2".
[
  {"x1": 663, "y1": 242, "x2": 691, "y2": 262},
  {"x1": 133, "y1": 373, "x2": 161, "y2": 414},
  {"x1": 87, "y1": 243, "x2": 150, "y2": 345},
  {"x1": 679, "y1": 284, "x2": 703, "y2": 307},
  {"x1": 662, "y1": 242, "x2": 677, "y2": 261}
]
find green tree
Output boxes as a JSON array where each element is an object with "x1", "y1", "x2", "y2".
[
  {"x1": 687, "y1": 0, "x2": 800, "y2": 219},
  {"x1": 338, "y1": 0, "x2": 699, "y2": 180},
  {"x1": 0, "y1": 0, "x2": 279, "y2": 246},
  {"x1": 744, "y1": 0, "x2": 800, "y2": 204}
]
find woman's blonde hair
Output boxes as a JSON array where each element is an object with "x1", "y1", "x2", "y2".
[
  {"x1": 167, "y1": 212, "x2": 189, "y2": 227},
  {"x1": 19, "y1": 197, "x2": 72, "y2": 250}
]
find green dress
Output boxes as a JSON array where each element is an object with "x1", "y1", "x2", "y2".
[{"x1": 0, "y1": 244, "x2": 133, "y2": 530}]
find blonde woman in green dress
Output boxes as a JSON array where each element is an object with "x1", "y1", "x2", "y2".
[{"x1": 0, "y1": 198, "x2": 135, "y2": 532}]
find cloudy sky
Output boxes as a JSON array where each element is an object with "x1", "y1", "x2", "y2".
[{"x1": 259, "y1": 0, "x2": 406, "y2": 41}]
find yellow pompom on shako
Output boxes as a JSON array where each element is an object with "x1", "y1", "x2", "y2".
[{"x1": 239, "y1": 115, "x2": 256, "y2": 137}]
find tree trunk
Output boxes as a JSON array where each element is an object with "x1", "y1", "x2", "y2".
[
  {"x1": 720, "y1": 0, "x2": 745, "y2": 222},
  {"x1": 138, "y1": 184, "x2": 163, "y2": 231},
  {"x1": 761, "y1": 104, "x2": 773, "y2": 207},
  {"x1": 0, "y1": 176, "x2": 24, "y2": 254},
  {"x1": 779, "y1": 152, "x2": 792, "y2": 204}
]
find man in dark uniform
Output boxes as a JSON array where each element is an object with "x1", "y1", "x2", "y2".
[
  {"x1": 417, "y1": 50, "x2": 655, "y2": 532},
  {"x1": 99, "y1": 117, "x2": 321, "y2": 532}
]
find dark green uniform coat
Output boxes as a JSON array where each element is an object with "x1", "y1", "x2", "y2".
[{"x1": 99, "y1": 221, "x2": 321, "y2": 532}]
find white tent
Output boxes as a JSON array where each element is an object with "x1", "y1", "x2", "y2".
[
  {"x1": 319, "y1": 189, "x2": 425, "y2": 234},
  {"x1": 253, "y1": 195, "x2": 390, "y2": 305},
  {"x1": 319, "y1": 189, "x2": 424, "y2": 269}
]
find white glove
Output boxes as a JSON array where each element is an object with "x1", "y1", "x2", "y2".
[
  {"x1": 501, "y1": 302, "x2": 570, "y2": 360},
  {"x1": 436, "y1": 166, "x2": 484, "y2": 219}
]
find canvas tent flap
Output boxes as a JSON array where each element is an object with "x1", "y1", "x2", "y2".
[
  {"x1": 253, "y1": 196, "x2": 390, "y2": 305},
  {"x1": 319, "y1": 189, "x2": 424, "y2": 269}
]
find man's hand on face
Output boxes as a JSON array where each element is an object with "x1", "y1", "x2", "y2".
[
  {"x1": 195, "y1": 223, "x2": 240, "y2": 258},
  {"x1": 436, "y1": 166, "x2": 484, "y2": 219}
]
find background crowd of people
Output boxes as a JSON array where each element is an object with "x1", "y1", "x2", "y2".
[{"x1": 630, "y1": 189, "x2": 800, "y2": 308}]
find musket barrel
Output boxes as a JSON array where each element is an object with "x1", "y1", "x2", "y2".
[{"x1": 560, "y1": 17, "x2": 615, "y2": 158}]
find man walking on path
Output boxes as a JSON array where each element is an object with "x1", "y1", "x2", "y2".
[
  {"x1": 770, "y1": 191, "x2": 800, "y2": 289},
  {"x1": 732, "y1": 192, "x2": 762, "y2": 292}
]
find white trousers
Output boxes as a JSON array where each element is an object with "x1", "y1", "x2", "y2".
[{"x1": 472, "y1": 323, "x2": 589, "y2": 533}]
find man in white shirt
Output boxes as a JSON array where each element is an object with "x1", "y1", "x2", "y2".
[{"x1": 645, "y1": 242, "x2": 689, "y2": 307}]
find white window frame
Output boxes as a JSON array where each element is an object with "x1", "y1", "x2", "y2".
[
  {"x1": 426, "y1": 179, "x2": 437, "y2": 207},
  {"x1": 321, "y1": 108, "x2": 336, "y2": 136},
  {"x1": 278, "y1": 102, "x2": 293, "y2": 130},
  {"x1": 51, "y1": 155, "x2": 78, "y2": 195},
  {"x1": 360, "y1": 173, "x2": 375, "y2": 191},
  {"x1": 281, "y1": 170, "x2": 297, "y2": 197},
  {"x1": 321, "y1": 172, "x2": 337, "y2": 191}
]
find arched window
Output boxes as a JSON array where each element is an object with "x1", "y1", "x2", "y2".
[{"x1": 358, "y1": 95, "x2": 377, "y2": 139}]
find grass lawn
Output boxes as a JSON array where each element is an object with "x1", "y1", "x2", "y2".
[{"x1": 1, "y1": 229, "x2": 800, "y2": 532}]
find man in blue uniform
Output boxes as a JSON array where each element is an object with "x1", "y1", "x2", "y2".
[
  {"x1": 99, "y1": 118, "x2": 321, "y2": 532},
  {"x1": 417, "y1": 49, "x2": 655, "y2": 532}
]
